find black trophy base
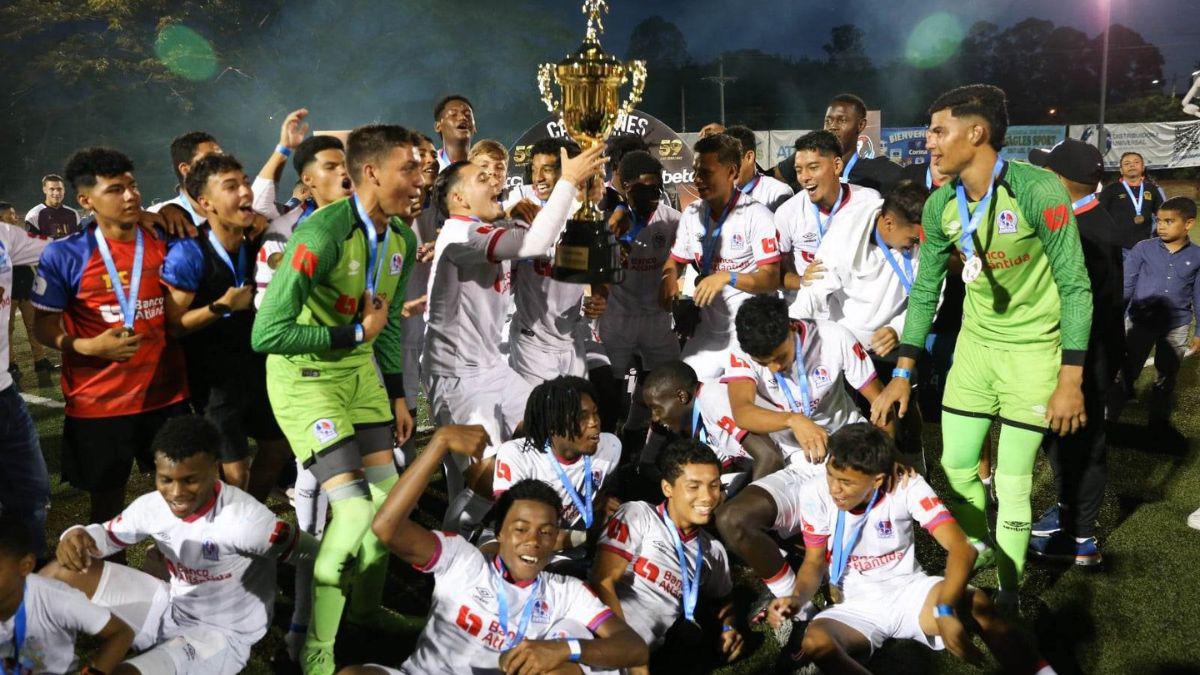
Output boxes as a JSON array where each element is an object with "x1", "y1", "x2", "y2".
[{"x1": 552, "y1": 218, "x2": 626, "y2": 284}]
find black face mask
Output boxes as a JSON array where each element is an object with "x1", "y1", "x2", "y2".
[{"x1": 627, "y1": 182, "x2": 661, "y2": 213}]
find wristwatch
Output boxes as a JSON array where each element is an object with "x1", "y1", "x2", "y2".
[{"x1": 209, "y1": 301, "x2": 232, "y2": 316}]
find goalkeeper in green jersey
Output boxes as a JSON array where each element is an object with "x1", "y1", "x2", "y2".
[
  {"x1": 870, "y1": 85, "x2": 1092, "y2": 610},
  {"x1": 251, "y1": 124, "x2": 422, "y2": 674}
]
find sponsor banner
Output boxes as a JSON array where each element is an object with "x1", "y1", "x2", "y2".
[
  {"x1": 1000, "y1": 125, "x2": 1066, "y2": 162},
  {"x1": 882, "y1": 126, "x2": 928, "y2": 166},
  {"x1": 767, "y1": 130, "x2": 814, "y2": 166},
  {"x1": 1069, "y1": 121, "x2": 1200, "y2": 170}
]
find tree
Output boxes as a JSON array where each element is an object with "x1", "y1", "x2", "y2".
[
  {"x1": 823, "y1": 25, "x2": 869, "y2": 72},
  {"x1": 627, "y1": 16, "x2": 690, "y2": 71}
]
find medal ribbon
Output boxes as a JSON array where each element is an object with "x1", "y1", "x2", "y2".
[
  {"x1": 619, "y1": 206, "x2": 649, "y2": 245},
  {"x1": 739, "y1": 174, "x2": 761, "y2": 196},
  {"x1": 543, "y1": 441, "x2": 595, "y2": 528},
  {"x1": 93, "y1": 226, "x2": 144, "y2": 331},
  {"x1": 177, "y1": 190, "x2": 203, "y2": 225},
  {"x1": 809, "y1": 184, "x2": 845, "y2": 245},
  {"x1": 1120, "y1": 179, "x2": 1145, "y2": 218},
  {"x1": 874, "y1": 226, "x2": 914, "y2": 294},
  {"x1": 352, "y1": 193, "x2": 391, "y2": 295},
  {"x1": 491, "y1": 558, "x2": 541, "y2": 651},
  {"x1": 954, "y1": 157, "x2": 1004, "y2": 262},
  {"x1": 700, "y1": 191, "x2": 740, "y2": 274},
  {"x1": 1072, "y1": 193, "x2": 1098, "y2": 214},
  {"x1": 661, "y1": 503, "x2": 703, "y2": 622},
  {"x1": 925, "y1": 165, "x2": 933, "y2": 190},
  {"x1": 2, "y1": 595, "x2": 26, "y2": 675},
  {"x1": 773, "y1": 333, "x2": 812, "y2": 417},
  {"x1": 690, "y1": 403, "x2": 709, "y2": 446},
  {"x1": 841, "y1": 152, "x2": 860, "y2": 183},
  {"x1": 206, "y1": 227, "x2": 248, "y2": 288},
  {"x1": 830, "y1": 489, "x2": 881, "y2": 590}
]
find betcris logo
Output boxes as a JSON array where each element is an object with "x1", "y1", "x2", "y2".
[{"x1": 662, "y1": 168, "x2": 695, "y2": 185}]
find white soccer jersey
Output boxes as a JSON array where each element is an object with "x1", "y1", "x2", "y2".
[
  {"x1": 148, "y1": 192, "x2": 207, "y2": 226},
  {"x1": 598, "y1": 501, "x2": 732, "y2": 648},
  {"x1": 720, "y1": 319, "x2": 875, "y2": 461},
  {"x1": 0, "y1": 574, "x2": 112, "y2": 675},
  {"x1": 400, "y1": 532, "x2": 614, "y2": 674},
  {"x1": 692, "y1": 382, "x2": 752, "y2": 468},
  {"x1": 669, "y1": 192, "x2": 780, "y2": 333},
  {"x1": 798, "y1": 474, "x2": 954, "y2": 596},
  {"x1": 66, "y1": 482, "x2": 300, "y2": 649},
  {"x1": 0, "y1": 223, "x2": 51, "y2": 391},
  {"x1": 788, "y1": 206, "x2": 926, "y2": 347},
  {"x1": 611, "y1": 203, "x2": 681, "y2": 317},
  {"x1": 510, "y1": 257, "x2": 585, "y2": 351},
  {"x1": 493, "y1": 433, "x2": 622, "y2": 529},
  {"x1": 740, "y1": 174, "x2": 794, "y2": 212},
  {"x1": 251, "y1": 176, "x2": 310, "y2": 310},
  {"x1": 775, "y1": 184, "x2": 882, "y2": 276}
]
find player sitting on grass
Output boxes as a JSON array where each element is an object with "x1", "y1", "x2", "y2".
[
  {"x1": 767, "y1": 424, "x2": 1055, "y2": 674},
  {"x1": 41, "y1": 415, "x2": 317, "y2": 675},
  {"x1": 0, "y1": 516, "x2": 133, "y2": 674},
  {"x1": 341, "y1": 425, "x2": 648, "y2": 674},
  {"x1": 591, "y1": 439, "x2": 745, "y2": 674}
]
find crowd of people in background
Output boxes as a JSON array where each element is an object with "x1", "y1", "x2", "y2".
[{"x1": 0, "y1": 81, "x2": 1197, "y2": 675}]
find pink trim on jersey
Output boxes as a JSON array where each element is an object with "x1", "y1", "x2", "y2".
[
  {"x1": 587, "y1": 608, "x2": 615, "y2": 632},
  {"x1": 413, "y1": 532, "x2": 450, "y2": 573},
  {"x1": 734, "y1": 429, "x2": 749, "y2": 442},
  {"x1": 764, "y1": 561, "x2": 792, "y2": 584},
  {"x1": 803, "y1": 532, "x2": 829, "y2": 549},
  {"x1": 717, "y1": 376, "x2": 755, "y2": 385},
  {"x1": 817, "y1": 188, "x2": 853, "y2": 215},
  {"x1": 552, "y1": 451, "x2": 582, "y2": 466},
  {"x1": 848, "y1": 493, "x2": 888, "y2": 515},
  {"x1": 923, "y1": 512, "x2": 955, "y2": 534},
  {"x1": 104, "y1": 521, "x2": 132, "y2": 548},
  {"x1": 599, "y1": 543, "x2": 633, "y2": 562},
  {"x1": 669, "y1": 253, "x2": 691, "y2": 265},
  {"x1": 183, "y1": 482, "x2": 222, "y2": 523},
  {"x1": 757, "y1": 254, "x2": 782, "y2": 265},
  {"x1": 492, "y1": 555, "x2": 537, "y2": 588},
  {"x1": 655, "y1": 502, "x2": 698, "y2": 542},
  {"x1": 485, "y1": 228, "x2": 505, "y2": 263}
]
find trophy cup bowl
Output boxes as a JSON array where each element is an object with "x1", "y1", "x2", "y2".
[{"x1": 538, "y1": 1, "x2": 647, "y2": 284}]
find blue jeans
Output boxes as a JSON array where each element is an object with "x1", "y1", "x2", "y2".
[{"x1": 0, "y1": 384, "x2": 50, "y2": 559}]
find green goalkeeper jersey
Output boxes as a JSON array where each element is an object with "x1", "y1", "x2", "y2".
[
  {"x1": 251, "y1": 197, "x2": 418, "y2": 396},
  {"x1": 899, "y1": 160, "x2": 1093, "y2": 366}
]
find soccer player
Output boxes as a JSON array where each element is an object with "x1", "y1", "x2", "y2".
[
  {"x1": 1098, "y1": 151, "x2": 1168, "y2": 255},
  {"x1": 42, "y1": 415, "x2": 316, "y2": 675},
  {"x1": 724, "y1": 125, "x2": 794, "y2": 212},
  {"x1": 601, "y1": 150, "x2": 682, "y2": 446},
  {"x1": 1109, "y1": 197, "x2": 1199, "y2": 425},
  {"x1": 32, "y1": 147, "x2": 191, "y2": 526},
  {"x1": 714, "y1": 295, "x2": 887, "y2": 601},
  {"x1": 434, "y1": 94, "x2": 476, "y2": 169},
  {"x1": 591, "y1": 440, "x2": 743, "y2": 672},
  {"x1": 148, "y1": 131, "x2": 224, "y2": 225},
  {"x1": 772, "y1": 94, "x2": 902, "y2": 194},
  {"x1": 642, "y1": 361, "x2": 784, "y2": 490},
  {"x1": 660, "y1": 133, "x2": 781, "y2": 381},
  {"x1": 24, "y1": 173, "x2": 82, "y2": 239},
  {"x1": 251, "y1": 124, "x2": 424, "y2": 673},
  {"x1": 870, "y1": 84, "x2": 1092, "y2": 608},
  {"x1": 1025, "y1": 139, "x2": 1124, "y2": 565},
  {"x1": 161, "y1": 153, "x2": 289, "y2": 498},
  {"x1": 775, "y1": 131, "x2": 883, "y2": 286},
  {"x1": 346, "y1": 425, "x2": 649, "y2": 674},
  {"x1": 0, "y1": 212, "x2": 52, "y2": 560},
  {"x1": 766, "y1": 424, "x2": 1055, "y2": 675},
  {"x1": 400, "y1": 132, "x2": 440, "y2": 423},
  {"x1": 0, "y1": 515, "x2": 134, "y2": 674}
]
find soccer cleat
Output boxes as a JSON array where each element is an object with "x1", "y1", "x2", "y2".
[
  {"x1": 300, "y1": 642, "x2": 335, "y2": 675},
  {"x1": 346, "y1": 606, "x2": 425, "y2": 635},
  {"x1": 1188, "y1": 506, "x2": 1200, "y2": 531},
  {"x1": 33, "y1": 358, "x2": 59, "y2": 373},
  {"x1": 1031, "y1": 505, "x2": 1062, "y2": 537},
  {"x1": 1028, "y1": 533, "x2": 1102, "y2": 566}
]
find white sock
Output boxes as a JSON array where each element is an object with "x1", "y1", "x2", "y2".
[
  {"x1": 290, "y1": 462, "x2": 327, "y2": 634},
  {"x1": 764, "y1": 562, "x2": 797, "y2": 598},
  {"x1": 441, "y1": 487, "x2": 495, "y2": 535}
]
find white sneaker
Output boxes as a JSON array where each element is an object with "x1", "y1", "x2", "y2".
[{"x1": 1188, "y1": 506, "x2": 1200, "y2": 531}]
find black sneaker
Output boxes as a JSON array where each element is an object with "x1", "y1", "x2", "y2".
[{"x1": 33, "y1": 358, "x2": 59, "y2": 373}]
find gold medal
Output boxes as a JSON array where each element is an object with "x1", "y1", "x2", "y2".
[
  {"x1": 829, "y1": 585, "x2": 844, "y2": 604},
  {"x1": 1133, "y1": 214, "x2": 1146, "y2": 226}
]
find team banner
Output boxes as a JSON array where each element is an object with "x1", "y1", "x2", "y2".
[
  {"x1": 881, "y1": 127, "x2": 928, "y2": 166},
  {"x1": 1000, "y1": 125, "x2": 1067, "y2": 162},
  {"x1": 1069, "y1": 121, "x2": 1200, "y2": 170}
]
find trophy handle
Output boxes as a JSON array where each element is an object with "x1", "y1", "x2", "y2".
[
  {"x1": 537, "y1": 63, "x2": 561, "y2": 117},
  {"x1": 617, "y1": 59, "x2": 648, "y2": 120}
]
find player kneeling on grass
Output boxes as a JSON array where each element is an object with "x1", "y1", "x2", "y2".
[
  {"x1": 0, "y1": 516, "x2": 134, "y2": 674},
  {"x1": 591, "y1": 440, "x2": 745, "y2": 674},
  {"x1": 342, "y1": 424, "x2": 648, "y2": 675},
  {"x1": 767, "y1": 424, "x2": 1054, "y2": 674},
  {"x1": 41, "y1": 415, "x2": 317, "y2": 675}
]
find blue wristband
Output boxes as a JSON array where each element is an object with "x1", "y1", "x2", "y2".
[
  {"x1": 934, "y1": 603, "x2": 955, "y2": 618},
  {"x1": 891, "y1": 367, "x2": 912, "y2": 380},
  {"x1": 727, "y1": 271, "x2": 739, "y2": 287},
  {"x1": 566, "y1": 638, "x2": 582, "y2": 663},
  {"x1": 276, "y1": 144, "x2": 293, "y2": 158}
]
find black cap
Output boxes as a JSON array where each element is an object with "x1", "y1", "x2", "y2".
[{"x1": 1028, "y1": 138, "x2": 1104, "y2": 185}]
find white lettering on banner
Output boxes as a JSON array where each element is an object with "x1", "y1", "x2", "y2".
[
  {"x1": 544, "y1": 120, "x2": 569, "y2": 139},
  {"x1": 662, "y1": 169, "x2": 695, "y2": 185},
  {"x1": 613, "y1": 113, "x2": 650, "y2": 136}
]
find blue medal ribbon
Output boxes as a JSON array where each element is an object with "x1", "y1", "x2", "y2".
[
  {"x1": 296, "y1": 199, "x2": 317, "y2": 230},
  {"x1": 954, "y1": 158, "x2": 1005, "y2": 263},
  {"x1": 1120, "y1": 179, "x2": 1145, "y2": 218},
  {"x1": 619, "y1": 206, "x2": 649, "y2": 245},
  {"x1": 543, "y1": 441, "x2": 594, "y2": 529},
  {"x1": 774, "y1": 334, "x2": 812, "y2": 417},
  {"x1": 809, "y1": 184, "x2": 845, "y2": 245},
  {"x1": 830, "y1": 489, "x2": 881, "y2": 590},
  {"x1": 1072, "y1": 193, "x2": 1098, "y2": 214},
  {"x1": 206, "y1": 228, "x2": 248, "y2": 288},
  {"x1": 874, "y1": 226, "x2": 914, "y2": 294},
  {"x1": 841, "y1": 152, "x2": 860, "y2": 183},
  {"x1": 661, "y1": 503, "x2": 703, "y2": 622},
  {"x1": 93, "y1": 226, "x2": 144, "y2": 331},
  {"x1": 739, "y1": 174, "x2": 761, "y2": 196},
  {"x1": 352, "y1": 193, "x2": 391, "y2": 296},
  {"x1": 700, "y1": 191, "x2": 741, "y2": 274},
  {"x1": 491, "y1": 558, "x2": 542, "y2": 651},
  {"x1": 176, "y1": 190, "x2": 203, "y2": 225},
  {"x1": 2, "y1": 596, "x2": 26, "y2": 675},
  {"x1": 925, "y1": 165, "x2": 933, "y2": 191},
  {"x1": 690, "y1": 403, "x2": 708, "y2": 446}
]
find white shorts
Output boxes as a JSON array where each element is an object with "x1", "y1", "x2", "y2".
[
  {"x1": 427, "y1": 362, "x2": 533, "y2": 445},
  {"x1": 681, "y1": 324, "x2": 735, "y2": 381},
  {"x1": 92, "y1": 562, "x2": 248, "y2": 674},
  {"x1": 815, "y1": 574, "x2": 945, "y2": 655},
  {"x1": 578, "y1": 319, "x2": 612, "y2": 370},
  {"x1": 598, "y1": 311, "x2": 680, "y2": 375},
  {"x1": 509, "y1": 331, "x2": 586, "y2": 386},
  {"x1": 749, "y1": 463, "x2": 823, "y2": 539}
]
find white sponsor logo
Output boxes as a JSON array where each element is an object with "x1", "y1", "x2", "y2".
[
  {"x1": 98, "y1": 296, "x2": 165, "y2": 325},
  {"x1": 389, "y1": 252, "x2": 403, "y2": 276},
  {"x1": 348, "y1": 260, "x2": 361, "y2": 275},
  {"x1": 997, "y1": 210, "x2": 1018, "y2": 234}
]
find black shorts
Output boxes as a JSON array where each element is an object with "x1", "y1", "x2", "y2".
[
  {"x1": 189, "y1": 354, "x2": 283, "y2": 462},
  {"x1": 10, "y1": 266, "x2": 34, "y2": 301},
  {"x1": 62, "y1": 402, "x2": 191, "y2": 492}
]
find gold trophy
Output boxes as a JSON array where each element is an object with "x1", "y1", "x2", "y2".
[{"x1": 538, "y1": 0, "x2": 647, "y2": 284}]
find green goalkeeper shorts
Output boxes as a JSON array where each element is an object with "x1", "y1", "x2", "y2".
[
  {"x1": 265, "y1": 354, "x2": 393, "y2": 463},
  {"x1": 942, "y1": 337, "x2": 1060, "y2": 431}
]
